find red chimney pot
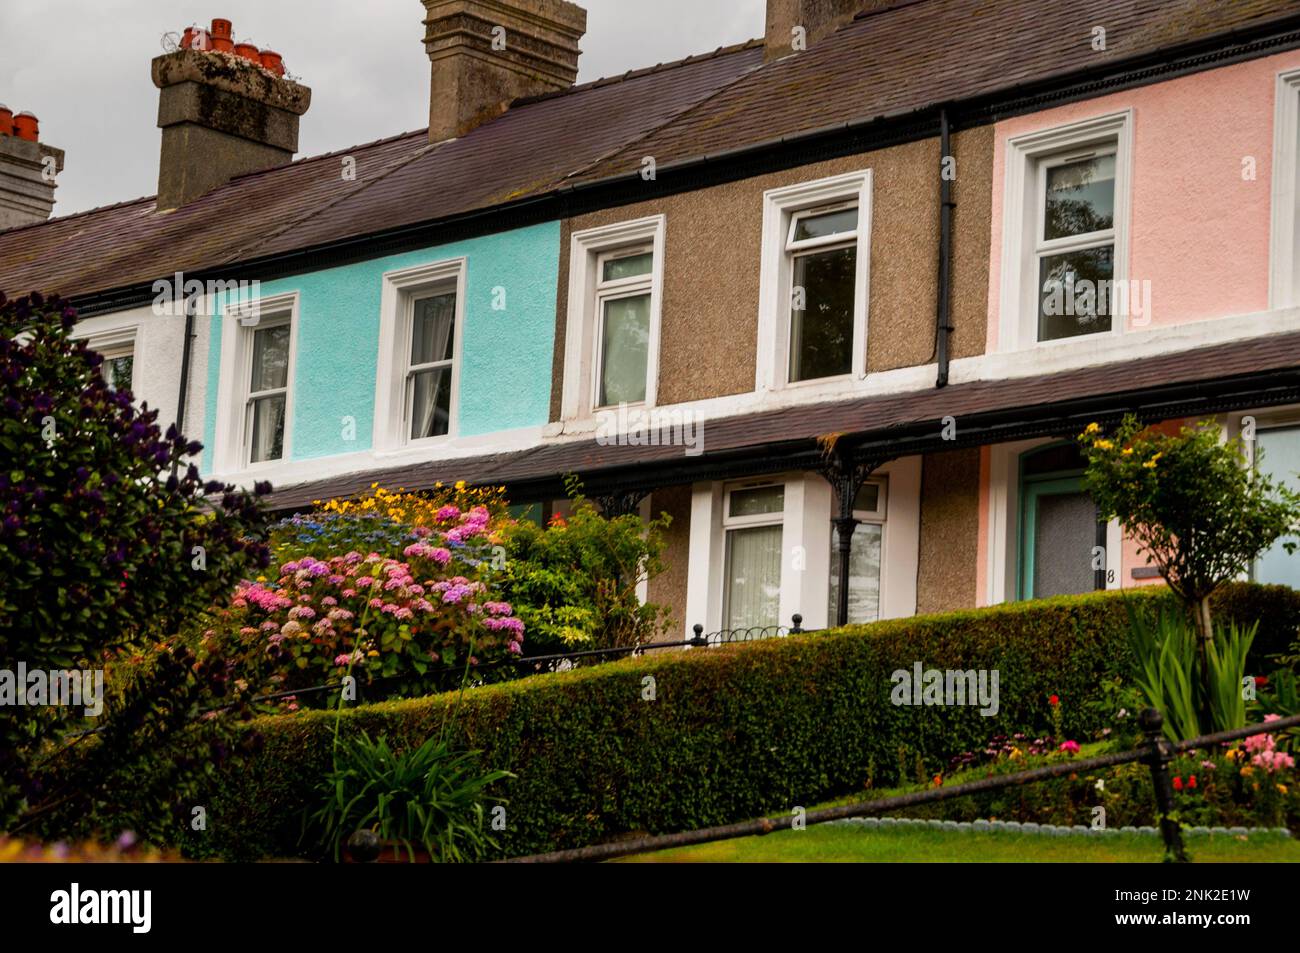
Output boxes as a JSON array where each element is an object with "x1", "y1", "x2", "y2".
[
  {"x1": 0, "y1": 105, "x2": 13, "y2": 137},
  {"x1": 259, "y1": 50, "x2": 285, "y2": 76},
  {"x1": 14, "y1": 111, "x2": 39, "y2": 142},
  {"x1": 211, "y1": 18, "x2": 232, "y2": 40}
]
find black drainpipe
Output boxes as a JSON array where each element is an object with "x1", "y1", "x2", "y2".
[
  {"x1": 935, "y1": 107, "x2": 955, "y2": 388},
  {"x1": 171, "y1": 298, "x2": 196, "y2": 477}
]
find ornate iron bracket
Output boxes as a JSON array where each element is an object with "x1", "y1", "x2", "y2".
[{"x1": 592, "y1": 488, "x2": 650, "y2": 518}]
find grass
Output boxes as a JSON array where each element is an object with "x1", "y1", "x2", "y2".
[{"x1": 621, "y1": 824, "x2": 1300, "y2": 863}]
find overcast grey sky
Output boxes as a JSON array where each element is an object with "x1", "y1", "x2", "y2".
[{"x1": 0, "y1": 0, "x2": 766, "y2": 215}]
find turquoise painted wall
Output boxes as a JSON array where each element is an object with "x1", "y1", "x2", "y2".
[{"x1": 203, "y1": 221, "x2": 559, "y2": 471}]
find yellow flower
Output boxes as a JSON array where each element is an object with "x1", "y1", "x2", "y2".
[
  {"x1": 1095, "y1": 439, "x2": 1114, "y2": 451},
  {"x1": 1084, "y1": 422, "x2": 1100, "y2": 435},
  {"x1": 1121, "y1": 447, "x2": 1133, "y2": 456},
  {"x1": 1278, "y1": 784, "x2": 1288, "y2": 795}
]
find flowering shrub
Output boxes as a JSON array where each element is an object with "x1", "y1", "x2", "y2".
[
  {"x1": 321, "y1": 482, "x2": 509, "y2": 526},
  {"x1": 0, "y1": 291, "x2": 270, "y2": 842},
  {"x1": 206, "y1": 504, "x2": 523, "y2": 706}
]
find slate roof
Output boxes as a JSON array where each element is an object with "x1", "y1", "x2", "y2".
[
  {"x1": 264, "y1": 329, "x2": 1300, "y2": 510},
  {"x1": 4, "y1": 0, "x2": 1300, "y2": 302},
  {"x1": 0, "y1": 41, "x2": 765, "y2": 299}
]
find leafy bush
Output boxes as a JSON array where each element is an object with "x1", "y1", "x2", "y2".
[
  {"x1": 178, "y1": 585, "x2": 1300, "y2": 860},
  {"x1": 499, "y1": 492, "x2": 671, "y2": 654},
  {"x1": 0, "y1": 291, "x2": 270, "y2": 839},
  {"x1": 1211, "y1": 581, "x2": 1300, "y2": 665},
  {"x1": 308, "y1": 731, "x2": 510, "y2": 862}
]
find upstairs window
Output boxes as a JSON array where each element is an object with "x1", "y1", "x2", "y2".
[
  {"x1": 757, "y1": 170, "x2": 871, "y2": 391},
  {"x1": 594, "y1": 246, "x2": 653, "y2": 408},
  {"x1": 374, "y1": 259, "x2": 465, "y2": 451},
  {"x1": 213, "y1": 292, "x2": 299, "y2": 474},
  {"x1": 998, "y1": 110, "x2": 1131, "y2": 351},
  {"x1": 560, "y1": 216, "x2": 665, "y2": 422},
  {"x1": 405, "y1": 291, "x2": 457, "y2": 441},
  {"x1": 1035, "y1": 149, "x2": 1116, "y2": 341},
  {"x1": 245, "y1": 318, "x2": 291, "y2": 465},
  {"x1": 786, "y1": 203, "x2": 859, "y2": 382}
]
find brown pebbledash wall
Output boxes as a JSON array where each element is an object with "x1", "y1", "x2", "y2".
[
  {"x1": 549, "y1": 125, "x2": 994, "y2": 418},
  {"x1": 645, "y1": 484, "x2": 693, "y2": 637},
  {"x1": 916, "y1": 448, "x2": 982, "y2": 614}
]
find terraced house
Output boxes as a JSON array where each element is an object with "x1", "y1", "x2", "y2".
[{"x1": 3, "y1": 0, "x2": 1300, "y2": 640}]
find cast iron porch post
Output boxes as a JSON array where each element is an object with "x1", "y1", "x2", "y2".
[{"x1": 820, "y1": 449, "x2": 893, "y2": 629}]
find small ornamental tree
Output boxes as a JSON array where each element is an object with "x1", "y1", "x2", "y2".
[
  {"x1": 1079, "y1": 415, "x2": 1300, "y2": 704},
  {"x1": 0, "y1": 291, "x2": 271, "y2": 839},
  {"x1": 499, "y1": 486, "x2": 671, "y2": 653}
]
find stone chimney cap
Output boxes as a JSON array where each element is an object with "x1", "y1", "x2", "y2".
[{"x1": 151, "y1": 48, "x2": 310, "y2": 115}]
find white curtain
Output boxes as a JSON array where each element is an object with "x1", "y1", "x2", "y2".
[
  {"x1": 411, "y1": 296, "x2": 455, "y2": 438},
  {"x1": 725, "y1": 524, "x2": 783, "y2": 630}
]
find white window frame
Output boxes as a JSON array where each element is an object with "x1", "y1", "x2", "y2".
[
  {"x1": 757, "y1": 170, "x2": 872, "y2": 392},
  {"x1": 1270, "y1": 69, "x2": 1300, "y2": 310},
  {"x1": 213, "y1": 291, "x2": 299, "y2": 474},
  {"x1": 720, "y1": 481, "x2": 786, "y2": 634},
  {"x1": 81, "y1": 326, "x2": 138, "y2": 391},
  {"x1": 561, "y1": 216, "x2": 665, "y2": 422},
  {"x1": 591, "y1": 243, "x2": 655, "y2": 411},
  {"x1": 997, "y1": 110, "x2": 1133, "y2": 352},
  {"x1": 374, "y1": 258, "x2": 467, "y2": 452}
]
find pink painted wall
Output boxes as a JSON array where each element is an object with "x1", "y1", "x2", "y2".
[
  {"x1": 974, "y1": 51, "x2": 1300, "y2": 605},
  {"x1": 986, "y1": 49, "x2": 1300, "y2": 352}
]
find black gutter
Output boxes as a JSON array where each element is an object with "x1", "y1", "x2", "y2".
[
  {"x1": 171, "y1": 299, "x2": 197, "y2": 473},
  {"x1": 65, "y1": 12, "x2": 1300, "y2": 318},
  {"x1": 935, "y1": 106, "x2": 954, "y2": 388}
]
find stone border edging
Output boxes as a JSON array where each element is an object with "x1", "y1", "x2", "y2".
[{"x1": 828, "y1": 816, "x2": 1292, "y2": 837}]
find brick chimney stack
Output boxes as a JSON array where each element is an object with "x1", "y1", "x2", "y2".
[
  {"x1": 764, "y1": 0, "x2": 866, "y2": 61},
  {"x1": 421, "y1": 0, "x2": 586, "y2": 143},
  {"x1": 0, "y1": 108, "x2": 65, "y2": 230},
  {"x1": 151, "y1": 19, "x2": 311, "y2": 210}
]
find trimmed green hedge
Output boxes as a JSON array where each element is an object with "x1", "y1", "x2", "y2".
[{"x1": 189, "y1": 583, "x2": 1298, "y2": 860}]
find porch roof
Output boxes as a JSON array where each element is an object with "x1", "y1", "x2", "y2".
[{"x1": 263, "y1": 327, "x2": 1300, "y2": 511}]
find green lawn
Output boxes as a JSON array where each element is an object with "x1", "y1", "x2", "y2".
[{"x1": 621, "y1": 825, "x2": 1300, "y2": 863}]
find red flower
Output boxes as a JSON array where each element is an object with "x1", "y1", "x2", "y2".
[
  {"x1": 1188, "y1": 775, "x2": 1198, "y2": 789},
  {"x1": 1254, "y1": 675, "x2": 1269, "y2": 687},
  {"x1": 1049, "y1": 695, "x2": 1060, "y2": 706},
  {"x1": 1172, "y1": 776, "x2": 1183, "y2": 791}
]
